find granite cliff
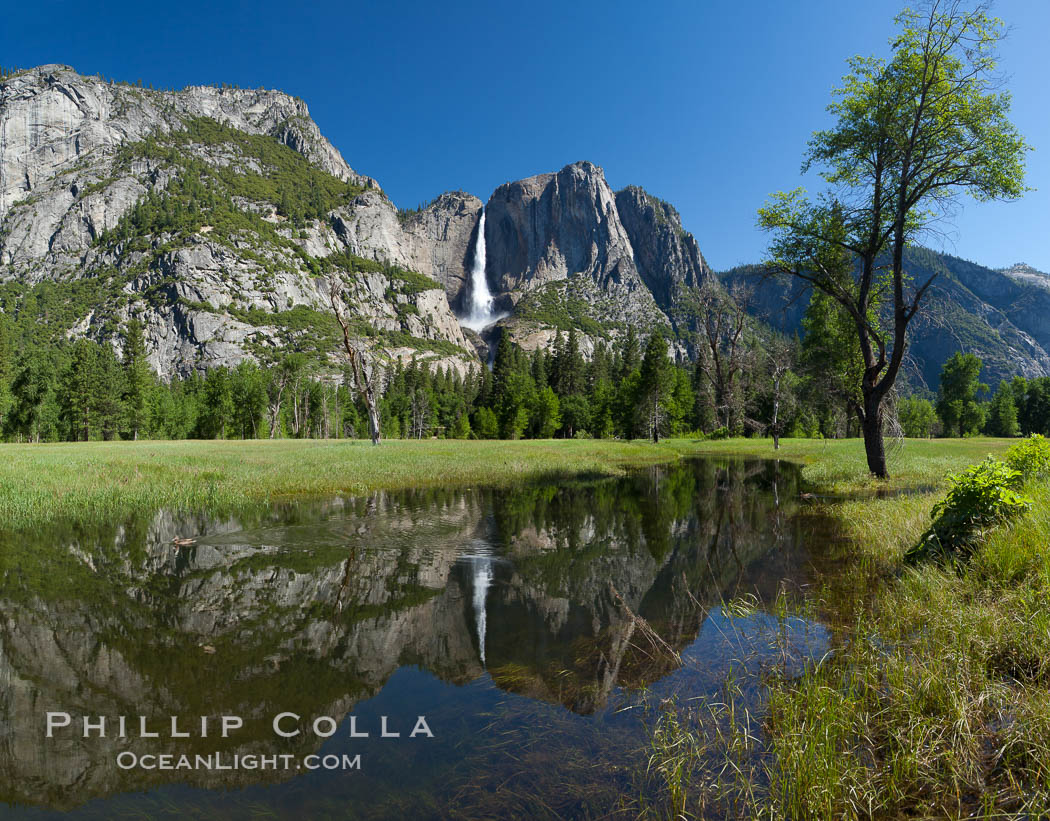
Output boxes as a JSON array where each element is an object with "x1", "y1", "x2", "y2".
[{"x1": 1, "y1": 64, "x2": 1045, "y2": 384}]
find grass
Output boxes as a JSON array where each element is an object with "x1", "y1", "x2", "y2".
[
  {"x1": 2, "y1": 433, "x2": 1040, "y2": 816},
  {"x1": 641, "y1": 436, "x2": 1050, "y2": 819},
  {"x1": 757, "y1": 478, "x2": 1050, "y2": 819},
  {"x1": 0, "y1": 437, "x2": 705, "y2": 534},
  {"x1": 0, "y1": 433, "x2": 1006, "y2": 539},
  {"x1": 689, "y1": 436, "x2": 1011, "y2": 494}
]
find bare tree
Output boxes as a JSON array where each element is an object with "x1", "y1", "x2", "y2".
[
  {"x1": 766, "y1": 336, "x2": 797, "y2": 450},
  {"x1": 694, "y1": 281, "x2": 754, "y2": 431},
  {"x1": 266, "y1": 355, "x2": 302, "y2": 438},
  {"x1": 409, "y1": 387, "x2": 430, "y2": 439},
  {"x1": 328, "y1": 274, "x2": 383, "y2": 445}
]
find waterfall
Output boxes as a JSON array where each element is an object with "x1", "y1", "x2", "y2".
[
  {"x1": 461, "y1": 210, "x2": 501, "y2": 330},
  {"x1": 469, "y1": 553, "x2": 495, "y2": 666}
]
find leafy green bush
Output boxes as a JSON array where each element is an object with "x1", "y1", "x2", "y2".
[
  {"x1": 708, "y1": 426, "x2": 730, "y2": 440},
  {"x1": 914, "y1": 458, "x2": 1032, "y2": 559},
  {"x1": 1004, "y1": 434, "x2": 1050, "y2": 481}
]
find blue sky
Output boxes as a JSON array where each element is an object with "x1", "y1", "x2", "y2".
[{"x1": 3, "y1": 0, "x2": 1047, "y2": 271}]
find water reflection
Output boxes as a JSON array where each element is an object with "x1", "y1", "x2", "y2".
[{"x1": 0, "y1": 456, "x2": 824, "y2": 818}]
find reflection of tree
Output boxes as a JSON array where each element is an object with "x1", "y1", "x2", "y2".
[
  {"x1": 483, "y1": 458, "x2": 804, "y2": 713},
  {"x1": 0, "y1": 457, "x2": 808, "y2": 809}
]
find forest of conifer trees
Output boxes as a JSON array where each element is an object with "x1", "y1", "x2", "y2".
[{"x1": 1, "y1": 292, "x2": 1048, "y2": 444}]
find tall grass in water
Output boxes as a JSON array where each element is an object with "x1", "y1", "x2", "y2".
[
  {"x1": 642, "y1": 437, "x2": 1050, "y2": 818},
  {"x1": 0, "y1": 438, "x2": 692, "y2": 534},
  {"x1": 637, "y1": 590, "x2": 827, "y2": 819}
]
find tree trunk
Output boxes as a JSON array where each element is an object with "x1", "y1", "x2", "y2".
[
  {"x1": 366, "y1": 398, "x2": 381, "y2": 445},
  {"x1": 330, "y1": 276, "x2": 382, "y2": 445},
  {"x1": 862, "y1": 390, "x2": 887, "y2": 477},
  {"x1": 772, "y1": 379, "x2": 780, "y2": 450}
]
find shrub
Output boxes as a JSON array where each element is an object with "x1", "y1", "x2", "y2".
[
  {"x1": 898, "y1": 396, "x2": 937, "y2": 438},
  {"x1": 708, "y1": 426, "x2": 730, "y2": 440},
  {"x1": 1004, "y1": 434, "x2": 1050, "y2": 481},
  {"x1": 913, "y1": 457, "x2": 1031, "y2": 559}
]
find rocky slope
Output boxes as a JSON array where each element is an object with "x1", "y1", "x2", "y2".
[
  {"x1": 1, "y1": 64, "x2": 1044, "y2": 385},
  {"x1": 481, "y1": 163, "x2": 714, "y2": 355},
  {"x1": 0, "y1": 65, "x2": 477, "y2": 378},
  {"x1": 0, "y1": 66, "x2": 723, "y2": 376},
  {"x1": 726, "y1": 250, "x2": 1050, "y2": 389},
  {"x1": 999, "y1": 262, "x2": 1050, "y2": 291}
]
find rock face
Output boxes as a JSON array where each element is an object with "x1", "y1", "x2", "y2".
[
  {"x1": 399, "y1": 191, "x2": 484, "y2": 311},
  {"x1": 0, "y1": 64, "x2": 723, "y2": 374},
  {"x1": 486, "y1": 162, "x2": 638, "y2": 294},
  {"x1": 615, "y1": 185, "x2": 711, "y2": 313},
  {"x1": 0, "y1": 65, "x2": 371, "y2": 274},
  {"x1": 4, "y1": 64, "x2": 1032, "y2": 384},
  {"x1": 726, "y1": 250, "x2": 1050, "y2": 388},
  {"x1": 481, "y1": 162, "x2": 715, "y2": 353},
  {"x1": 0, "y1": 65, "x2": 477, "y2": 377},
  {"x1": 999, "y1": 262, "x2": 1050, "y2": 291}
]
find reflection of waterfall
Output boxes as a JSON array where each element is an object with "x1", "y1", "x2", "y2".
[
  {"x1": 461, "y1": 210, "x2": 503, "y2": 330},
  {"x1": 464, "y1": 551, "x2": 495, "y2": 666}
]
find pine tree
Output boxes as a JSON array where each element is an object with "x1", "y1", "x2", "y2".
[
  {"x1": 123, "y1": 319, "x2": 151, "y2": 440},
  {"x1": 491, "y1": 331, "x2": 514, "y2": 410},
  {"x1": 557, "y1": 326, "x2": 585, "y2": 398},
  {"x1": 619, "y1": 326, "x2": 640, "y2": 381},
  {"x1": 0, "y1": 313, "x2": 13, "y2": 434},
  {"x1": 95, "y1": 344, "x2": 125, "y2": 441},
  {"x1": 638, "y1": 332, "x2": 674, "y2": 442},
  {"x1": 59, "y1": 341, "x2": 100, "y2": 441}
]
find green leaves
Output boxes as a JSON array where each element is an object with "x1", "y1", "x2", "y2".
[
  {"x1": 916, "y1": 457, "x2": 1031, "y2": 558},
  {"x1": 915, "y1": 435, "x2": 1050, "y2": 560},
  {"x1": 1004, "y1": 434, "x2": 1050, "y2": 480}
]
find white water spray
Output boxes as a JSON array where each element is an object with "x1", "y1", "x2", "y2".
[
  {"x1": 466, "y1": 552, "x2": 495, "y2": 666},
  {"x1": 461, "y1": 210, "x2": 502, "y2": 330}
]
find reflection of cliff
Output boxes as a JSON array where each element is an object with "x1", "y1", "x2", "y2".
[
  {"x1": 0, "y1": 490, "x2": 491, "y2": 808},
  {"x1": 483, "y1": 459, "x2": 806, "y2": 712},
  {"x1": 0, "y1": 458, "x2": 805, "y2": 809}
]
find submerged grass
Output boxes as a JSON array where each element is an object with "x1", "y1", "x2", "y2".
[
  {"x1": 643, "y1": 437, "x2": 1050, "y2": 819},
  {"x1": 0, "y1": 435, "x2": 1006, "y2": 536},
  {"x1": 0, "y1": 438, "x2": 702, "y2": 534}
]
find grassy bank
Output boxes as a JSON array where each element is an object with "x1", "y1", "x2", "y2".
[
  {"x1": 645, "y1": 436, "x2": 1050, "y2": 818},
  {"x1": 689, "y1": 436, "x2": 1011, "y2": 494},
  {"x1": 0, "y1": 435, "x2": 1008, "y2": 534},
  {"x1": 0, "y1": 438, "x2": 705, "y2": 533},
  {"x1": 761, "y1": 465, "x2": 1050, "y2": 818}
]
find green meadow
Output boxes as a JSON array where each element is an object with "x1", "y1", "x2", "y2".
[
  {"x1": 0, "y1": 435, "x2": 1010, "y2": 535},
  {"x1": 0, "y1": 438, "x2": 698, "y2": 533},
  {"x1": 4, "y1": 434, "x2": 1045, "y2": 817}
]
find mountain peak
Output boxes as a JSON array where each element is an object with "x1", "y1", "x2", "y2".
[
  {"x1": 1000, "y1": 262, "x2": 1047, "y2": 276},
  {"x1": 998, "y1": 262, "x2": 1050, "y2": 290}
]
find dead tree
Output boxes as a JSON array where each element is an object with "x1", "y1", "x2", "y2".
[
  {"x1": 329, "y1": 274, "x2": 382, "y2": 445},
  {"x1": 695, "y1": 281, "x2": 753, "y2": 431},
  {"x1": 766, "y1": 336, "x2": 796, "y2": 450}
]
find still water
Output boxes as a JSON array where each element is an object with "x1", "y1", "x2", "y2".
[{"x1": 0, "y1": 457, "x2": 831, "y2": 819}]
